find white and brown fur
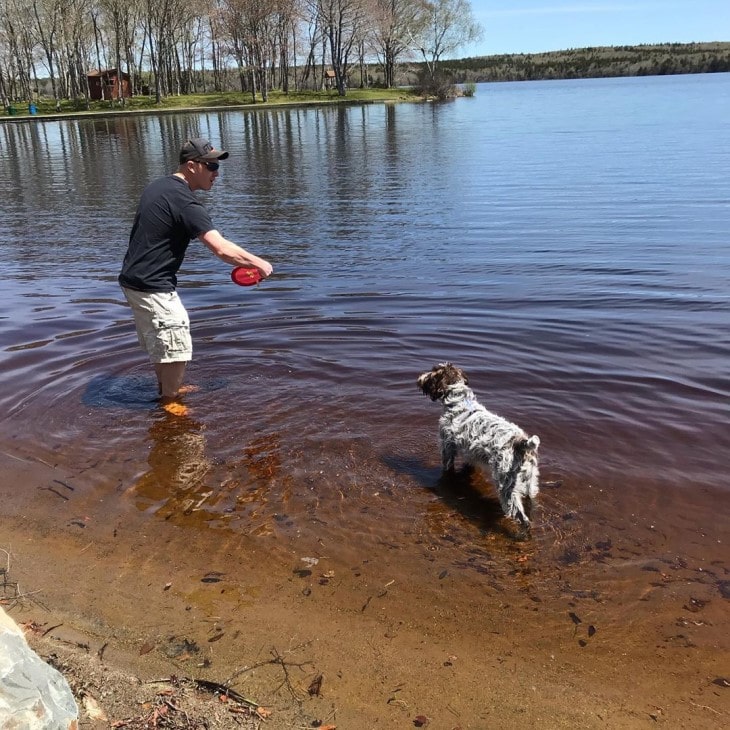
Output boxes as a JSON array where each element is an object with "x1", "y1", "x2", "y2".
[{"x1": 417, "y1": 363, "x2": 540, "y2": 527}]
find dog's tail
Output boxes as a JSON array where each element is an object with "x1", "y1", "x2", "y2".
[
  {"x1": 525, "y1": 435, "x2": 540, "y2": 451},
  {"x1": 515, "y1": 435, "x2": 540, "y2": 501}
]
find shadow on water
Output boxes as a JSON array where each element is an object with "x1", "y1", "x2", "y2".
[
  {"x1": 383, "y1": 454, "x2": 513, "y2": 537},
  {"x1": 82, "y1": 373, "x2": 159, "y2": 410},
  {"x1": 82, "y1": 372, "x2": 232, "y2": 410}
]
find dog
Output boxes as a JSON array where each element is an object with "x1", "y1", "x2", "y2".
[{"x1": 417, "y1": 363, "x2": 540, "y2": 527}]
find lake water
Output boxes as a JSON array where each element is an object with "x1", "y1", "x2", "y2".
[{"x1": 0, "y1": 74, "x2": 728, "y2": 582}]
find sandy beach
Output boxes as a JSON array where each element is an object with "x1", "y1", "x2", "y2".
[{"x1": 2, "y1": 450, "x2": 728, "y2": 729}]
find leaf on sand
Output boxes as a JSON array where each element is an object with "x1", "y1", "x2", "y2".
[
  {"x1": 201, "y1": 571, "x2": 224, "y2": 583},
  {"x1": 83, "y1": 695, "x2": 108, "y2": 721},
  {"x1": 308, "y1": 673, "x2": 324, "y2": 696}
]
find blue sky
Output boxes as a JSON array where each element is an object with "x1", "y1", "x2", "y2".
[{"x1": 461, "y1": 1, "x2": 730, "y2": 56}]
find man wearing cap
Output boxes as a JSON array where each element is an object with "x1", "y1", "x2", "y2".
[{"x1": 119, "y1": 137, "x2": 273, "y2": 414}]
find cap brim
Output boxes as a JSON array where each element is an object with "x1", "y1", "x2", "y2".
[{"x1": 200, "y1": 150, "x2": 229, "y2": 161}]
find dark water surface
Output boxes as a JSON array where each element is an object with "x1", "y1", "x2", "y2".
[{"x1": 1, "y1": 75, "x2": 728, "y2": 584}]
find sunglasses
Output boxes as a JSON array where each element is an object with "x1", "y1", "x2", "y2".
[{"x1": 197, "y1": 160, "x2": 219, "y2": 172}]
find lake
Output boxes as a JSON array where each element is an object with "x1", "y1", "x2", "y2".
[{"x1": 1, "y1": 73, "x2": 728, "y2": 577}]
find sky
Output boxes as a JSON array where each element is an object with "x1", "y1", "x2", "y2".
[{"x1": 461, "y1": 1, "x2": 730, "y2": 57}]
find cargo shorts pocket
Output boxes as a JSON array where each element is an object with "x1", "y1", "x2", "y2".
[{"x1": 148, "y1": 317, "x2": 192, "y2": 362}]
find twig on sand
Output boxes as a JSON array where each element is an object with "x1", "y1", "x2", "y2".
[
  {"x1": 225, "y1": 640, "x2": 314, "y2": 695},
  {"x1": 191, "y1": 679, "x2": 260, "y2": 709},
  {"x1": 1, "y1": 548, "x2": 19, "y2": 605},
  {"x1": 0, "y1": 450, "x2": 55, "y2": 468},
  {"x1": 125, "y1": 676, "x2": 265, "y2": 728},
  {"x1": 1, "y1": 547, "x2": 46, "y2": 610},
  {"x1": 269, "y1": 646, "x2": 313, "y2": 700},
  {"x1": 689, "y1": 701, "x2": 721, "y2": 716},
  {"x1": 144, "y1": 676, "x2": 260, "y2": 710}
]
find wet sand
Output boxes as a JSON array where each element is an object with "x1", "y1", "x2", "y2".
[{"x1": 2, "y1": 451, "x2": 728, "y2": 729}]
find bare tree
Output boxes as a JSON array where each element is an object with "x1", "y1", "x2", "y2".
[
  {"x1": 1, "y1": 0, "x2": 38, "y2": 102},
  {"x1": 413, "y1": 0, "x2": 482, "y2": 81},
  {"x1": 62, "y1": 0, "x2": 94, "y2": 107},
  {"x1": 218, "y1": 0, "x2": 255, "y2": 97},
  {"x1": 31, "y1": 0, "x2": 65, "y2": 110},
  {"x1": 297, "y1": 0, "x2": 325, "y2": 90},
  {"x1": 368, "y1": 0, "x2": 425, "y2": 88},
  {"x1": 316, "y1": 0, "x2": 367, "y2": 96}
]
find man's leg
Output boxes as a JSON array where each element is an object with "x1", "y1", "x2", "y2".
[
  {"x1": 154, "y1": 362, "x2": 187, "y2": 402},
  {"x1": 121, "y1": 287, "x2": 192, "y2": 413}
]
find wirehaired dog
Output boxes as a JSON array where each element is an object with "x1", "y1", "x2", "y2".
[{"x1": 417, "y1": 363, "x2": 540, "y2": 527}]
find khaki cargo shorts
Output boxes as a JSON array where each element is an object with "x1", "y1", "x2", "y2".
[{"x1": 121, "y1": 287, "x2": 193, "y2": 363}]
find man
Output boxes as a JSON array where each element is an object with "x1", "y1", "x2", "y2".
[{"x1": 119, "y1": 137, "x2": 273, "y2": 413}]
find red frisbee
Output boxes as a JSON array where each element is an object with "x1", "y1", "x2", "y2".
[{"x1": 230, "y1": 266, "x2": 262, "y2": 286}]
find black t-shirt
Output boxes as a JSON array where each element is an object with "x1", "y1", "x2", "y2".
[{"x1": 118, "y1": 175, "x2": 214, "y2": 292}]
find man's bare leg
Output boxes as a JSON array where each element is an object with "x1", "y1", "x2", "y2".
[{"x1": 154, "y1": 362, "x2": 188, "y2": 411}]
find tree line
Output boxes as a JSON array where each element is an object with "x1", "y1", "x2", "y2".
[
  {"x1": 0, "y1": 0, "x2": 482, "y2": 108},
  {"x1": 441, "y1": 42, "x2": 730, "y2": 83}
]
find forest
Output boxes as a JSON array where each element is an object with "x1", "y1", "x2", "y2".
[
  {"x1": 0, "y1": 0, "x2": 482, "y2": 107},
  {"x1": 443, "y1": 42, "x2": 730, "y2": 83}
]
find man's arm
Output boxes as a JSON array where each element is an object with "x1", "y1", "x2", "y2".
[{"x1": 199, "y1": 229, "x2": 273, "y2": 277}]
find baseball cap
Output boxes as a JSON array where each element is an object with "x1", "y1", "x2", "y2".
[{"x1": 179, "y1": 138, "x2": 229, "y2": 163}]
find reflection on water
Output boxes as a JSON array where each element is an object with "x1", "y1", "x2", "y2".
[
  {"x1": 0, "y1": 76, "x2": 728, "y2": 605},
  {"x1": 130, "y1": 413, "x2": 211, "y2": 517},
  {"x1": 130, "y1": 411, "x2": 293, "y2": 538}
]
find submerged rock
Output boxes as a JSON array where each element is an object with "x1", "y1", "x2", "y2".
[{"x1": 0, "y1": 607, "x2": 78, "y2": 729}]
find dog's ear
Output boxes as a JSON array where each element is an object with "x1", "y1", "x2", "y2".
[{"x1": 417, "y1": 369, "x2": 444, "y2": 400}]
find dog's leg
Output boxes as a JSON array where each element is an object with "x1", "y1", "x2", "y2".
[
  {"x1": 496, "y1": 476, "x2": 531, "y2": 528},
  {"x1": 509, "y1": 492, "x2": 531, "y2": 528},
  {"x1": 439, "y1": 429, "x2": 457, "y2": 471}
]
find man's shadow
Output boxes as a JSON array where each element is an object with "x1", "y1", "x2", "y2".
[
  {"x1": 82, "y1": 373, "x2": 229, "y2": 410},
  {"x1": 82, "y1": 373, "x2": 160, "y2": 410}
]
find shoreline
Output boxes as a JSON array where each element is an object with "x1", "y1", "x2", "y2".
[
  {"x1": 0, "y1": 94, "x2": 416, "y2": 125},
  {"x1": 2, "y1": 450, "x2": 728, "y2": 729}
]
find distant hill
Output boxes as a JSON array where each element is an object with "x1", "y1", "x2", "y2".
[{"x1": 440, "y1": 42, "x2": 730, "y2": 82}]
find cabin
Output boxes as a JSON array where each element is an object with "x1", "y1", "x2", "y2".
[
  {"x1": 324, "y1": 69, "x2": 336, "y2": 89},
  {"x1": 87, "y1": 69, "x2": 131, "y2": 100}
]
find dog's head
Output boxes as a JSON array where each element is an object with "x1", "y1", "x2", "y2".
[{"x1": 417, "y1": 362, "x2": 468, "y2": 402}]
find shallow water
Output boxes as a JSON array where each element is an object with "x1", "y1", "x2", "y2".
[{"x1": 1, "y1": 76, "x2": 728, "y2": 588}]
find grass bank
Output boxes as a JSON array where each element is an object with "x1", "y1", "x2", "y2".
[{"x1": 3, "y1": 88, "x2": 421, "y2": 121}]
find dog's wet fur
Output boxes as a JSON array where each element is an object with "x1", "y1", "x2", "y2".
[{"x1": 417, "y1": 363, "x2": 540, "y2": 528}]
